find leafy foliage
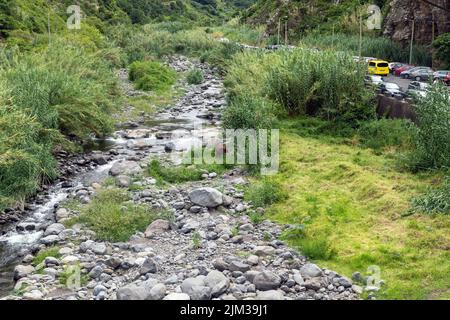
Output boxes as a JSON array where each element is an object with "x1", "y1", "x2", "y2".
[
  {"x1": 222, "y1": 94, "x2": 277, "y2": 130},
  {"x1": 433, "y1": 33, "x2": 450, "y2": 69},
  {"x1": 409, "y1": 84, "x2": 450, "y2": 170},
  {"x1": 71, "y1": 188, "x2": 166, "y2": 242},
  {"x1": 186, "y1": 68, "x2": 204, "y2": 85},
  {"x1": 245, "y1": 179, "x2": 286, "y2": 207},
  {"x1": 358, "y1": 119, "x2": 413, "y2": 151},
  {"x1": 409, "y1": 178, "x2": 450, "y2": 215},
  {"x1": 129, "y1": 60, "x2": 176, "y2": 92}
]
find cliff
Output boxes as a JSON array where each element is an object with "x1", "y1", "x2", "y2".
[{"x1": 383, "y1": 0, "x2": 450, "y2": 46}]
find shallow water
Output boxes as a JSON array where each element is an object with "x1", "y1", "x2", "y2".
[{"x1": 0, "y1": 65, "x2": 223, "y2": 298}]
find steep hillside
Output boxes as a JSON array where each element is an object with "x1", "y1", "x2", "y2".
[
  {"x1": 383, "y1": 0, "x2": 450, "y2": 45},
  {"x1": 242, "y1": 0, "x2": 384, "y2": 37},
  {"x1": 243, "y1": 0, "x2": 449, "y2": 46},
  {"x1": 0, "y1": 0, "x2": 256, "y2": 40}
]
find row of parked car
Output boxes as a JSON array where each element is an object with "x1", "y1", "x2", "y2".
[
  {"x1": 361, "y1": 57, "x2": 450, "y2": 84},
  {"x1": 389, "y1": 63, "x2": 450, "y2": 84},
  {"x1": 364, "y1": 75, "x2": 430, "y2": 100}
]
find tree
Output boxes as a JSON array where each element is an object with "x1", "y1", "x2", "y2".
[{"x1": 433, "y1": 33, "x2": 450, "y2": 68}]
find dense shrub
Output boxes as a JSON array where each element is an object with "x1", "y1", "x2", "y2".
[
  {"x1": 222, "y1": 94, "x2": 278, "y2": 130},
  {"x1": 358, "y1": 119, "x2": 413, "y2": 151},
  {"x1": 129, "y1": 60, "x2": 176, "y2": 92},
  {"x1": 71, "y1": 188, "x2": 168, "y2": 242},
  {"x1": 245, "y1": 179, "x2": 287, "y2": 207},
  {"x1": 409, "y1": 84, "x2": 450, "y2": 170},
  {"x1": 265, "y1": 49, "x2": 375, "y2": 124},
  {"x1": 0, "y1": 107, "x2": 58, "y2": 207},
  {"x1": 186, "y1": 68, "x2": 204, "y2": 85},
  {"x1": 0, "y1": 40, "x2": 119, "y2": 208},
  {"x1": 433, "y1": 33, "x2": 450, "y2": 69}
]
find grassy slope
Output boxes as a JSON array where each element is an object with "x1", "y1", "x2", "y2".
[{"x1": 266, "y1": 121, "x2": 450, "y2": 300}]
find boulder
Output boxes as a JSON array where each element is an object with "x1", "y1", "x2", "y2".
[
  {"x1": 144, "y1": 219, "x2": 170, "y2": 238},
  {"x1": 189, "y1": 188, "x2": 223, "y2": 208},
  {"x1": 44, "y1": 223, "x2": 65, "y2": 236},
  {"x1": 14, "y1": 265, "x2": 35, "y2": 280},
  {"x1": 181, "y1": 277, "x2": 212, "y2": 300},
  {"x1": 204, "y1": 271, "x2": 230, "y2": 298},
  {"x1": 253, "y1": 271, "x2": 281, "y2": 291},
  {"x1": 116, "y1": 279, "x2": 159, "y2": 300},
  {"x1": 300, "y1": 263, "x2": 322, "y2": 278},
  {"x1": 139, "y1": 258, "x2": 159, "y2": 275},
  {"x1": 256, "y1": 290, "x2": 285, "y2": 300},
  {"x1": 109, "y1": 161, "x2": 141, "y2": 176},
  {"x1": 163, "y1": 293, "x2": 191, "y2": 300}
]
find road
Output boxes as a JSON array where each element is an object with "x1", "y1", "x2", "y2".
[{"x1": 384, "y1": 74, "x2": 413, "y2": 91}]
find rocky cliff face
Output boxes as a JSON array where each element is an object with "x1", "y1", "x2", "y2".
[{"x1": 383, "y1": 0, "x2": 450, "y2": 46}]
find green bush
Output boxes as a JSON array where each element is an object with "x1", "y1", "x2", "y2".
[
  {"x1": 409, "y1": 84, "x2": 450, "y2": 170},
  {"x1": 433, "y1": 33, "x2": 450, "y2": 69},
  {"x1": 245, "y1": 179, "x2": 287, "y2": 207},
  {"x1": 148, "y1": 160, "x2": 229, "y2": 184},
  {"x1": 186, "y1": 68, "x2": 204, "y2": 85},
  {"x1": 265, "y1": 49, "x2": 375, "y2": 124},
  {"x1": 0, "y1": 40, "x2": 119, "y2": 208},
  {"x1": 129, "y1": 60, "x2": 176, "y2": 92},
  {"x1": 281, "y1": 225, "x2": 336, "y2": 260},
  {"x1": 72, "y1": 188, "x2": 165, "y2": 242},
  {"x1": 222, "y1": 94, "x2": 278, "y2": 130},
  {"x1": 358, "y1": 119, "x2": 413, "y2": 151}
]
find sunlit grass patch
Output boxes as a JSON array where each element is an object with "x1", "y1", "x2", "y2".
[
  {"x1": 147, "y1": 159, "x2": 231, "y2": 185},
  {"x1": 261, "y1": 121, "x2": 449, "y2": 299},
  {"x1": 66, "y1": 188, "x2": 170, "y2": 242}
]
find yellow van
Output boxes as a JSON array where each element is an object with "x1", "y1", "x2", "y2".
[{"x1": 368, "y1": 60, "x2": 389, "y2": 76}]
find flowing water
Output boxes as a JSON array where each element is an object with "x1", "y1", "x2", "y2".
[{"x1": 0, "y1": 61, "x2": 224, "y2": 297}]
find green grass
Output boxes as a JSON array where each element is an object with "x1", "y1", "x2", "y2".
[
  {"x1": 66, "y1": 188, "x2": 168, "y2": 242},
  {"x1": 186, "y1": 68, "x2": 204, "y2": 85},
  {"x1": 358, "y1": 119, "x2": 413, "y2": 152},
  {"x1": 0, "y1": 38, "x2": 119, "y2": 209},
  {"x1": 147, "y1": 159, "x2": 230, "y2": 185},
  {"x1": 129, "y1": 60, "x2": 177, "y2": 93},
  {"x1": 259, "y1": 120, "x2": 449, "y2": 299},
  {"x1": 244, "y1": 179, "x2": 286, "y2": 208},
  {"x1": 33, "y1": 246, "x2": 60, "y2": 266},
  {"x1": 58, "y1": 264, "x2": 89, "y2": 287},
  {"x1": 409, "y1": 180, "x2": 450, "y2": 216}
]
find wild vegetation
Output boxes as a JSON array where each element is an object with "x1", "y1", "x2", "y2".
[
  {"x1": 222, "y1": 41, "x2": 449, "y2": 299},
  {"x1": 66, "y1": 188, "x2": 170, "y2": 242},
  {"x1": 0, "y1": 0, "x2": 448, "y2": 301}
]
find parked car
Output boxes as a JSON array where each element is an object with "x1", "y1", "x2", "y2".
[
  {"x1": 408, "y1": 81, "x2": 430, "y2": 91},
  {"x1": 389, "y1": 62, "x2": 404, "y2": 73},
  {"x1": 394, "y1": 65, "x2": 413, "y2": 76},
  {"x1": 368, "y1": 60, "x2": 390, "y2": 76},
  {"x1": 378, "y1": 82, "x2": 404, "y2": 99},
  {"x1": 406, "y1": 81, "x2": 430, "y2": 100},
  {"x1": 410, "y1": 69, "x2": 434, "y2": 82},
  {"x1": 433, "y1": 70, "x2": 450, "y2": 81},
  {"x1": 364, "y1": 75, "x2": 384, "y2": 87},
  {"x1": 400, "y1": 67, "x2": 432, "y2": 79}
]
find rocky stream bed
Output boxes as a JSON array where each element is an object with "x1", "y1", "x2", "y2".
[{"x1": 0, "y1": 57, "x2": 362, "y2": 300}]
